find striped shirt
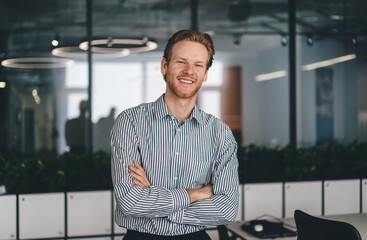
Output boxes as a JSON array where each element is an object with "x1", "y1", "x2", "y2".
[{"x1": 111, "y1": 94, "x2": 239, "y2": 236}]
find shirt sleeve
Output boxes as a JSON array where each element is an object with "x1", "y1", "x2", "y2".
[
  {"x1": 111, "y1": 112, "x2": 191, "y2": 218},
  {"x1": 167, "y1": 130, "x2": 239, "y2": 226}
]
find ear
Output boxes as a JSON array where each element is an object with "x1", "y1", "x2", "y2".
[
  {"x1": 161, "y1": 57, "x2": 168, "y2": 75},
  {"x1": 203, "y1": 70, "x2": 209, "y2": 82}
]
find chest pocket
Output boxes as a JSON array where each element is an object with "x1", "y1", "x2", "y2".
[{"x1": 179, "y1": 150, "x2": 214, "y2": 188}]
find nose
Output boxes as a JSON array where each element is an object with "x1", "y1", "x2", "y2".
[{"x1": 183, "y1": 63, "x2": 194, "y2": 75}]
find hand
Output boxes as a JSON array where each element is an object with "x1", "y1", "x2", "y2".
[
  {"x1": 186, "y1": 184, "x2": 214, "y2": 203},
  {"x1": 128, "y1": 161, "x2": 151, "y2": 187}
]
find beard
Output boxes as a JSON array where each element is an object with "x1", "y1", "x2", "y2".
[{"x1": 166, "y1": 74, "x2": 203, "y2": 99}]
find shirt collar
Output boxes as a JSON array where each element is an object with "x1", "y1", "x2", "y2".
[
  {"x1": 154, "y1": 94, "x2": 170, "y2": 120},
  {"x1": 154, "y1": 94, "x2": 204, "y2": 125}
]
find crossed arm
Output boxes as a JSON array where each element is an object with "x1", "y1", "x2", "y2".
[
  {"x1": 129, "y1": 161, "x2": 214, "y2": 203},
  {"x1": 111, "y1": 113, "x2": 239, "y2": 225}
]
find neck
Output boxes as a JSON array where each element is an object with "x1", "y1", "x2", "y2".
[{"x1": 164, "y1": 92, "x2": 197, "y2": 125}]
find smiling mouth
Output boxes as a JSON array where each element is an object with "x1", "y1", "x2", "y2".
[{"x1": 178, "y1": 78, "x2": 194, "y2": 84}]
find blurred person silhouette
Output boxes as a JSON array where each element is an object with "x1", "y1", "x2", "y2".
[
  {"x1": 94, "y1": 107, "x2": 116, "y2": 153},
  {"x1": 65, "y1": 100, "x2": 88, "y2": 154}
]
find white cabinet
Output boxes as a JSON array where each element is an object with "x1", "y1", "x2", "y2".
[
  {"x1": 284, "y1": 181, "x2": 322, "y2": 218},
  {"x1": 324, "y1": 179, "x2": 360, "y2": 215},
  {"x1": 19, "y1": 192, "x2": 65, "y2": 239},
  {"x1": 244, "y1": 182, "x2": 283, "y2": 220},
  {"x1": 67, "y1": 190, "x2": 112, "y2": 237},
  {"x1": 0, "y1": 195, "x2": 16, "y2": 240}
]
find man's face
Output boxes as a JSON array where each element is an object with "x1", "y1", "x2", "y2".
[{"x1": 161, "y1": 41, "x2": 209, "y2": 99}]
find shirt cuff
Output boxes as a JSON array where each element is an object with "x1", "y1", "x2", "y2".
[
  {"x1": 167, "y1": 208, "x2": 185, "y2": 223},
  {"x1": 170, "y1": 188, "x2": 190, "y2": 211}
]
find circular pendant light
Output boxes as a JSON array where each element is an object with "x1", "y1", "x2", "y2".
[
  {"x1": 1, "y1": 57, "x2": 74, "y2": 69},
  {"x1": 51, "y1": 46, "x2": 130, "y2": 59},
  {"x1": 78, "y1": 38, "x2": 158, "y2": 53}
]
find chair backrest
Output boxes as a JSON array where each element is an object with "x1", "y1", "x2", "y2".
[{"x1": 294, "y1": 210, "x2": 362, "y2": 240}]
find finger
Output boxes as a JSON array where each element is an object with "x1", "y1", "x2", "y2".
[
  {"x1": 132, "y1": 178, "x2": 146, "y2": 187},
  {"x1": 133, "y1": 162, "x2": 146, "y2": 174},
  {"x1": 129, "y1": 171, "x2": 150, "y2": 186},
  {"x1": 130, "y1": 163, "x2": 146, "y2": 176},
  {"x1": 132, "y1": 177, "x2": 150, "y2": 187}
]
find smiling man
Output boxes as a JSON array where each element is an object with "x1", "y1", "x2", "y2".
[{"x1": 111, "y1": 30, "x2": 239, "y2": 240}]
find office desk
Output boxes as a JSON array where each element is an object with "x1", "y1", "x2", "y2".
[{"x1": 227, "y1": 213, "x2": 367, "y2": 240}]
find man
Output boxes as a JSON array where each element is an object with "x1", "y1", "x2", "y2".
[{"x1": 111, "y1": 30, "x2": 239, "y2": 240}]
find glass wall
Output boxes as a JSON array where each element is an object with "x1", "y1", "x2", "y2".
[
  {"x1": 0, "y1": 0, "x2": 366, "y2": 158},
  {"x1": 198, "y1": 0, "x2": 289, "y2": 146},
  {"x1": 0, "y1": 0, "x2": 87, "y2": 155},
  {"x1": 296, "y1": 0, "x2": 367, "y2": 146}
]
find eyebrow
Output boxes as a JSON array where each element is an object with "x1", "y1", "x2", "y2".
[{"x1": 175, "y1": 57, "x2": 206, "y2": 65}]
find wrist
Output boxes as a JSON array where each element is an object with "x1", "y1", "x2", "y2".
[{"x1": 186, "y1": 189, "x2": 198, "y2": 203}]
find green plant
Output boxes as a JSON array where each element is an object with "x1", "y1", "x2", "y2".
[
  {"x1": 237, "y1": 141, "x2": 367, "y2": 183},
  {"x1": 0, "y1": 150, "x2": 112, "y2": 194},
  {"x1": 1, "y1": 141, "x2": 366, "y2": 194}
]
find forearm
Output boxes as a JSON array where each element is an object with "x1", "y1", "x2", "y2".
[
  {"x1": 113, "y1": 182, "x2": 190, "y2": 218},
  {"x1": 186, "y1": 184, "x2": 213, "y2": 203},
  {"x1": 168, "y1": 188, "x2": 239, "y2": 226},
  {"x1": 169, "y1": 138, "x2": 240, "y2": 226}
]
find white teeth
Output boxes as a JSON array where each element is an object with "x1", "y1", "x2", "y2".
[{"x1": 179, "y1": 78, "x2": 193, "y2": 84}]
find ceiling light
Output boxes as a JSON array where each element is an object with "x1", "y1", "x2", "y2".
[
  {"x1": 79, "y1": 38, "x2": 158, "y2": 53},
  {"x1": 32, "y1": 89, "x2": 41, "y2": 104},
  {"x1": 330, "y1": 15, "x2": 344, "y2": 20},
  {"x1": 51, "y1": 46, "x2": 129, "y2": 59},
  {"x1": 233, "y1": 34, "x2": 241, "y2": 48},
  {"x1": 352, "y1": 37, "x2": 357, "y2": 45},
  {"x1": 280, "y1": 35, "x2": 288, "y2": 46},
  {"x1": 204, "y1": 31, "x2": 215, "y2": 36},
  {"x1": 1, "y1": 57, "x2": 74, "y2": 69},
  {"x1": 0, "y1": 82, "x2": 6, "y2": 88},
  {"x1": 52, "y1": 40, "x2": 59, "y2": 47},
  {"x1": 52, "y1": 34, "x2": 60, "y2": 47},
  {"x1": 302, "y1": 54, "x2": 356, "y2": 71},
  {"x1": 255, "y1": 70, "x2": 287, "y2": 82},
  {"x1": 306, "y1": 36, "x2": 313, "y2": 46}
]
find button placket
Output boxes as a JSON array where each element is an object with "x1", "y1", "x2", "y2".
[{"x1": 171, "y1": 119, "x2": 181, "y2": 188}]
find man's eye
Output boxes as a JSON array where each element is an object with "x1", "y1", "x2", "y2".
[
  {"x1": 177, "y1": 61, "x2": 185, "y2": 64},
  {"x1": 195, "y1": 64, "x2": 204, "y2": 68}
]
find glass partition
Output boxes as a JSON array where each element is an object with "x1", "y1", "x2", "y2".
[
  {"x1": 0, "y1": 0, "x2": 87, "y2": 155},
  {"x1": 296, "y1": 0, "x2": 367, "y2": 146},
  {"x1": 199, "y1": 0, "x2": 289, "y2": 147},
  {"x1": 0, "y1": 0, "x2": 366, "y2": 194}
]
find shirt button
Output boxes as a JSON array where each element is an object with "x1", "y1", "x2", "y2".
[
  {"x1": 171, "y1": 116, "x2": 175, "y2": 120},
  {"x1": 178, "y1": 208, "x2": 182, "y2": 211},
  {"x1": 196, "y1": 220, "x2": 200, "y2": 223},
  {"x1": 177, "y1": 128, "x2": 181, "y2": 131},
  {"x1": 175, "y1": 152, "x2": 179, "y2": 155},
  {"x1": 174, "y1": 223, "x2": 177, "y2": 226},
  {"x1": 174, "y1": 176, "x2": 178, "y2": 180},
  {"x1": 155, "y1": 215, "x2": 159, "y2": 217},
  {"x1": 172, "y1": 216, "x2": 176, "y2": 220}
]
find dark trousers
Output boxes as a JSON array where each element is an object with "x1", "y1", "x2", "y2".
[{"x1": 123, "y1": 229, "x2": 211, "y2": 240}]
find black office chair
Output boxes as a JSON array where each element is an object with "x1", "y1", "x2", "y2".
[
  {"x1": 217, "y1": 225, "x2": 239, "y2": 240},
  {"x1": 294, "y1": 210, "x2": 362, "y2": 240}
]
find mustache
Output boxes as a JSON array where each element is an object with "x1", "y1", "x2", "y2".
[{"x1": 177, "y1": 74, "x2": 194, "y2": 79}]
